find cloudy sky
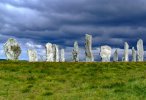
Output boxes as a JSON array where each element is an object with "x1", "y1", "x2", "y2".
[{"x1": 0, "y1": 0, "x2": 146, "y2": 61}]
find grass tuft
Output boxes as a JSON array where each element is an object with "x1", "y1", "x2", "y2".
[{"x1": 0, "y1": 61, "x2": 145, "y2": 99}]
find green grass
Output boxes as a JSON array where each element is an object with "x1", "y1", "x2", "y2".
[{"x1": 0, "y1": 61, "x2": 146, "y2": 100}]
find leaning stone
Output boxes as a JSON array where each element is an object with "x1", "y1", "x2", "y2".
[
  {"x1": 3, "y1": 38, "x2": 21, "y2": 60},
  {"x1": 46, "y1": 43, "x2": 54, "y2": 62},
  {"x1": 100, "y1": 45, "x2": 112, "y2": 62},
  {"x1": 137, "y1": 39, "x2": 144, "y2": 61},
  {"x1": 132, "y1": 47, "x2": 136, "y2": 62},
  {"x1": 27, "y1": 49, "x2": 38, "y2": 62},
  {"x1": 85, "y1": 34, "x2": 94, "y2": 62},
  {"x1": 72, "y1": 41, "x2": 79, "y2": 62}
]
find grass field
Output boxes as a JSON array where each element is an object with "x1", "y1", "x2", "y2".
[{"x1": 0, "y1": 61, "x2": 146, "y2": 100}]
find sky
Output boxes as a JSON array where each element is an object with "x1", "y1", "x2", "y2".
[{"x1": 0, "y1": 0, "x2": 146, "y2": 61}]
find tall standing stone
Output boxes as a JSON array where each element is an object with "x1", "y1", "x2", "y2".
[
  {"x1": 113, "y1": 49, "x2": 118, "y2": 62},
  {"x1": 137, "y1": 39, "x2": 144, "y2": 61},
  {"x1": 132, "y1": 47, "x2": 136, "y2": 62},
  {"x1": 60, "y1": 49, "x2": 65, "y2": 62},
  {"x1": 53, "y1": 44, "x2": 59, "y2": 62},
  {"x1": 72, "y1": 41, "x2": 79, "y2": 62},
  {"x1": 100, "y1": 45, "x2": 112, "y2": 62},
  {"x1": 27, "y1": 49, "x2": 38, "y2": 62},
  {"x1": 123, "y1": 42, "x2": 129, "y2": 62},
  {"x1": 46, "y1": 43, "x2": 53, "y2": 62},
  {"x1": 3, "y1": 38, "x2": 21, "y2": 60},
  {"x1": 85, "y1": 34, "x2": 94, "y2": 62}
]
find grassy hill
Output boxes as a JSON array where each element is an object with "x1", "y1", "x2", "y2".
[{"x1": 0, "y1": 61, "x2": 146, "y2": 100}]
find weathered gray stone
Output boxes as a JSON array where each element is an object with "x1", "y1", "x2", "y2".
[
  {"x1": 123, "y1": 42, "x2": 129, "y2": 62},
  {"x1": 85, "y1": 34, "x2": 94, "y2": 62},
  {"x1": 132, "y1": 47, "x2": 136, "y2": 62},
  {"x1": 46, "y1": 43, "x2": 53, "y2": 62},
  {"x1": 3, "y1": 38, "x2": 21, "y2": 60},
  {"x1": 72, "y1": 41, "x2": 79, "y2": 62},
  {"x1": 137, "y1": 39, "x2": 144, "y2": 61},
  {"x1": 113, "y1": 49, "x2": 118, "y2": 62},
  {"x1": 27, "y1": 49, "x2": 38, "y2": 62},
  {"x1": 60, "y1": 49, "x2": 65, "y2": 62},
  {"x1": 100, "y1": 45, "x2": 112, "y2": 62},
  {"x1": 53, "y1": 44, "x2": 59, "y2": 62}
]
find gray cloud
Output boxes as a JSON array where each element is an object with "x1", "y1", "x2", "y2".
[{"x1": 0, "y1": 0, "x2": 146, "y2": 60}]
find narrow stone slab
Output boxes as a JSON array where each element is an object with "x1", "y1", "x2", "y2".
[
  {"x1": 60, "y1": 49, "x2": 65, "y2": 62},
  {"x1": 53, "y1": 44, "x2": 59, "y2": 62},
  {"x1": 113, "y1": 49, "x2": 118, "y2": 62},
  {"x1": 46, "y1": 43, "x2": 54, "y2": 62},
  {"x1": 123, "y1": 42, "x2": 129, "y2": 62},
  {"x1": 132, "y1": 47, "x2": 136, "y2": 62},
  {"x1": 137, "y1": 39, "x2": 144, "y2": 61},
  {"x1": 72, "y1": 41, "x2": 79, "y2": 62},
  {"x1": 85, "y1": 34, "x2": 94, "y2": 62}
]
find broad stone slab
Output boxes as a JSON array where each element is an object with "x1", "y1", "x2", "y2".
[
  {"x1": 72, "y1": 41, "x2": 79, "y2": 62},
  {"x1": 3, "y1": 38, "x2": 21, "y2": 60},
  {"x1": 85, "y1": 34, "x2": 94, "y2": 62},
  {"x1": 27, "y1": 49, "x2": 38, "y2": 62},
  {"x1": 137, "y1": 39, "x2": 144, "y2": 61},
  {"x1": 100, "y1": 45, "x2": 112, "y2": 62}
]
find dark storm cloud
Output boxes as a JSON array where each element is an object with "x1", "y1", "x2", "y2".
[{"x1": 0, "y1": 0, "x2": 146, "y2": 50}]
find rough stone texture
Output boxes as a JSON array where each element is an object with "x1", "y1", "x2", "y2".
[
  {"x1": 27, "y1": 49, "x2": 38, "y2": 62},
  {"x1": 72, "y1": 41, "x2": 79, "y2": 62},
  {"x1": 132, "y1": 47, "x2": 136, "y2": 62},
  {"x1": 60, "y1": 49, "x2": 65, "y2": 62},
  {"x1": 3, "y1": 38, "x2": 21, "y2": 60},
  {"x1": 85, "y1": 34, "x2": 94, "y2": 62},
  {"x1": 137, "y1": 39, "x2": 144, "y2": 61},
  {"x1": 113, "y1": 49, "x2": 118, "y2": 62},
  {"x1": 53, "y1": 44, "x2": 59, "y2": 62},
  {"x1": 100, "y1": 45, "x2": 112, "y2": 62},
  {"x1": 123, "y1": 42, "x2": 129, "y2": 62},
  {"x1": 46, "y1": 43, "x2": 54, "y2": 62}
]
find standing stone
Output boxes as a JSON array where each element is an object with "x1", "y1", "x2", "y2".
[
  {"x1": 132, "y1": 47, "x2": 136, "y2": 62},
  {"x1": 113, "y1": 49, "x2": 118, "y2": 62},
  {"x1": 53, "y1": 44, "x2": 59, "y2": 62},
  {"x1": 3, "y1": 38, "x2": 21, "y2": 60},
  {"x1": 137, "y1": 39, "x2": 144, "y2": 61},
  {"x1": 60, "y1": 49, "x2": 65, "y2": 62},
  {"x1": 27, "y1": 49, "x2": 38, "y2": 62},
  {"x1": 72, "y1": 41, "x2": 79, "y2": 62},
  {"x1": 100, "y1": 45, "x2": 112, "y2": 62},
  {"x1": 123, "y1": 42, "x2": 129, "y2": 62},
  {"x1": 46, "y1": 43, "x2": 53, "y2": 62},
  {"x1": 85, "y1": 34, "x2": 94, "y2": 62}
]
